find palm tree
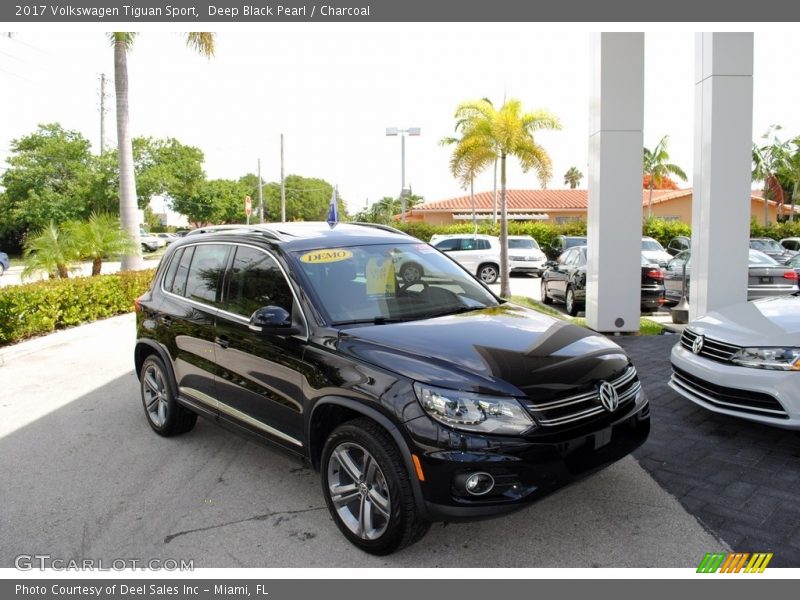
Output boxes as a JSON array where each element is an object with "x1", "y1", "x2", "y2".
[
  {"x1": 563, "y1": 166, "x2": 583, "y2": 189},
  {"x1": 447, "y1": 98, "x2": 561, "y2": 297},
  {"x1": 752, "y1": 126, "x2": 789, "y2": 226},
  {"x1": 22, "y1": 222, "x2": 79, "y2": 280},
  {"x1": 67, "y1": 212, "x2": 137, "y2": 276},
  {"x1": 442, "y1": 133, "x2": 495, "y2": 234},
  {"x1": 643, "y1": 136, "x2": 687, "y2": 219},
  {"x1": 111, "y1": 32, "x2": 215, "y2": 272},
  {"x1": 778, "y1": 137, "x2": 800, "y2": 223}
]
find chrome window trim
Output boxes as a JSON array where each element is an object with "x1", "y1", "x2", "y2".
[{"x1": 159, "y1": 241, "x2": 309, "y2": 341}]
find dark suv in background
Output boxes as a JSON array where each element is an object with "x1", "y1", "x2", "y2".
[{"x1": 134, "y1": 223, "x2": 650, "y2": 554}]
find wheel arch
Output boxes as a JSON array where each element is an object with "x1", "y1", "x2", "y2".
[
  {"x1": 134, "y1": 340, "x2": 178, "y2": 395},
  {"x1": 307, "y1": 397, "x2": 429, "y2": 520}
]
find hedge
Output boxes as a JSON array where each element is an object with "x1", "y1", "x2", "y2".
[
  {"x1": 394, "y1": 218, "x2": 800, "y2": 249},
  {"x1": 0, "y1": 269, "x2": 156, "y2": 346}
]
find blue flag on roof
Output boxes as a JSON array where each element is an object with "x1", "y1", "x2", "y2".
[{"x1": 327, "y1": 186, "x2": 339, "y2": 228}]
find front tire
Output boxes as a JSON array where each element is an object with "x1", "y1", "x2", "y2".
[
  {"x1": 477, "y1": 263, "x2": 499, "y2": 285},
  {"x1": 541, "y1": 278, "x2": 553, "y2": 304},
  {"x1": 321, "y1": 418, "x2": 430, "y2": 555},
  {"x1": 565, "y1": 286, "x2": 579, "y2": 316},
  {"x1": 139, "y1": 355, "x2": 197, "y2": 436}
]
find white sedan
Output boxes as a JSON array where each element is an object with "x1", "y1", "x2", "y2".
[{"x1": 670, "y1": 294, "x2": 800, "y2": 429}]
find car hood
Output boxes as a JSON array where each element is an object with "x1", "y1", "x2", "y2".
[
  {"x1": 688, "y1": 294, "x2": 800, "y2": 346},
  {"x1": 335, "y1": 303, "x2": 631, "y2": 399}
]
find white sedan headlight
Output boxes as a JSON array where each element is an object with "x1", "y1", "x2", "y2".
[
  {"x1": 730, "y1": 347, "x2": 800, "y2": 371},
  {"x1": 414, "y1": 383, "x2": 534, "y2": 435}
]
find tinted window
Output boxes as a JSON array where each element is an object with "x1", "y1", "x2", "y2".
[
  {"x1": 162, "y1": 247, "x2": 184, "y2": 292},
  {"x1": 461, "y1": 238, "x2": 489, "y2": 251},
  {"x1": 225, "y1": 246, "x2": 294, "y2": 318},
  {"x1": 508, "y1": 238, "x2": 539, "y2": 250},
  {"x1": 564, "y1": 237, "x2": 586, "y2": 249},
  {"x1": 184, "y1": 244, "x2": 228, "y2": 305},
  {"x1": 558, "y1": 249, "x2": 573, "y2": 265},
  {"x1": 167, "y1": 246, "x2": 195, "y2": 297},
  {"x1": 641, "y1": 239, "x2": 664, "y2": 251},
  {"x1": 435, "y1": 239, "x2": 460, "y2": 251},
  {"x1": 748, "y1": 249, "x2": 778, "y2": 265}
]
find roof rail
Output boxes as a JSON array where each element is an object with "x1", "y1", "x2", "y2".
[
  {"x1": 350, "y1": 222, "x2": 412, "y2": 237},
  {"x1": 184, "y1": 224, "x2": 284, "y2": 242}
]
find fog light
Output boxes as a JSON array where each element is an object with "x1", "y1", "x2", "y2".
[{"x1": 465, "y1": 472, "x2": 495, "y2": 496}]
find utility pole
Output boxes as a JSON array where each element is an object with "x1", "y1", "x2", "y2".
[
  {"x1": 280, "y1": 133, "x2": 286, "y2": 222},
  {"x1": 257, "y1": 158, "x2": 264, "y2": 223},
  {"x1": 99, "y1": 73, "x2": 108, "y2": 155}
]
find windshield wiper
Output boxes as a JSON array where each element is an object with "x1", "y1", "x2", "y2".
[{"x1": 331, "y1": 317, "x2": 410, "y2": 326}]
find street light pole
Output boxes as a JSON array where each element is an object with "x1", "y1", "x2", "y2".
[{"x1": 386, "y1": 127, "x2": 420, "y2": 223}]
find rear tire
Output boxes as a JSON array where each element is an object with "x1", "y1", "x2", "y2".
[
  {"x1": 321, "y1": 418, "x2": 430, "y2": 555},
  {"x1": 477, "y1": 263, "x2": 499, "y2": 285},
  {"x1": 139, "y1": 355, "x2": 197, "y2": 436}
]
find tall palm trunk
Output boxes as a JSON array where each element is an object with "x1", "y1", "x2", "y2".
[
  {"x1": 764, "y1": 183, "x2": 770, "y2": 226},
  {"x1": 470, "y1": 177, "x2": 476, "y2": 235},
  {"x1": 499, "y1": 154, "x2": 510, "y2": 298},
  {"x1": 114, "y1": 37, "x2": 143, "y2": 271},
  {"x1": 92, "y1": 256, "x2": 102, "y2": 276}
]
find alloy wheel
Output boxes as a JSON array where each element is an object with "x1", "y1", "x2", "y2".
[
  {"x1": 327, "y1": 442, "x2": 391, "y2": 541},
  {"x1": 142, "y1": 363, "x2": 169, "y2": 428}
]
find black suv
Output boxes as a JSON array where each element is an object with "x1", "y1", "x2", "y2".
[{"x1": 134, "y1": 223, "x2": 650, "y2": 555}]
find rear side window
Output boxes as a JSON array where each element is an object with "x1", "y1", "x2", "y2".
[
  {"x1": 184, "y1": 244, "x2": 228, "y2": 305},
  {"x1": 225, "y1": 246, "x2": 294, "y2": 318},
  {"x1": 165, "y1": 246, "x2": 195, "y2": 297},
  {"x1": 434, "y1": 239, "x2": 460, "y2": 251}
]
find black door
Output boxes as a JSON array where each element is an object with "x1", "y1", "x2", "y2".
[
  {"x1": 213, "y1": 245, "x2": 307, "y2": 452},
  {"x1": 158, "y1": 243, "x2": 229, "y2": 409}
]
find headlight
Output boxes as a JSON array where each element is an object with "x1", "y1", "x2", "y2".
[
  {"x1": 730, "y1": 347, "x2": 800, "y2": 371},
  {"x1": 414, "y1": 383, "x2": 534, "y2": 435}
]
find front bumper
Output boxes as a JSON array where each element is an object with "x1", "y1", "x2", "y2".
[
  {"x1": 669, "y1": 344, "x2": 800, "y2": 429},
  {"x1": 406, "y1": 393, "x2": 650, "y2": 521},
  {"x1": 509, "y1": 258, "x2": 546, "y2": 274}
]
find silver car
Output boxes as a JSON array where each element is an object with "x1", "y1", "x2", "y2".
[{"x1": 670, "y1": 295, "x2": 800, "y2": 429}]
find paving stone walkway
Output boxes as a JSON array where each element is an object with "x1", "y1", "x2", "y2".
[{"x1": 618, "y1": 334, "x2": 800, "y2": 567}]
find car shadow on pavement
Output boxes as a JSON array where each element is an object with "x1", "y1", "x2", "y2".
[{"x1": 1, "y1": 370, "x2": 722, "y2": 568}]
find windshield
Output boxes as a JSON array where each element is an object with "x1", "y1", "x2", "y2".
[
  {"x1": 564, "y1": 237, "x2": 586, "y2": 249},
  {"x1": 751, "y1": 239, "x2": 783, "y2": 252},
  {"x1": 641, "y1": 239, "x2": 665, "y2": 251},
  {"x1": 291, "y1": 243, "x2": 500, "y2": 325},
  {"x1": 508, "y1": 238, "x2": 539, "y2": 250}
]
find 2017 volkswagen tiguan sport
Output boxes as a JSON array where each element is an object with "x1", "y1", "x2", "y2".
[{"x1": 134, "y1": 222, "x2": 650, "y2": 555}]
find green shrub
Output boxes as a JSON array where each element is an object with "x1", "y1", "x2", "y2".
[{"x1": 0, "y1": 269, "x2": 155, "y2": 345}]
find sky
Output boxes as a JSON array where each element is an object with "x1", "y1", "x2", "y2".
[{"x1": 2, "y1": 25, "x2": 800, "y2": 216}]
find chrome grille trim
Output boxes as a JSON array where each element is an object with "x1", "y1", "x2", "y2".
[
  {"x1": 526, "y1": 365, "x2": 641, "y2": 428},
  {"x1": 680, "y1": 329, "x2": 742, "y2": 362}
]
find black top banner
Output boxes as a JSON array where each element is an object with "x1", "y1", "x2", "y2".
[{"x1": 2, "y1": 0, "x2": 799, "y2": 22}]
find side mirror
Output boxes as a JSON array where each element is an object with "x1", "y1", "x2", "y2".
[
  {"x1": 545, "y1": 260, "x2": 558, "y2": 269},
  {"x1": 249, "y1": 305, "x2": 300, "y2": 335}
]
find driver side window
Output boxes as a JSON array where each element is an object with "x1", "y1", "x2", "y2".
[{"x1": 225, "y1": 246, "x2": 293, "y2": 318}]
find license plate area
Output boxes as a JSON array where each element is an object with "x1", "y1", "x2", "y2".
[{"x1": 760, "y1": 276, "x2": 773, "y2": 284}]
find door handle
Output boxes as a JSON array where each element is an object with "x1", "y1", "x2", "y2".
[{"x1": 215, "y1": 336, "x2": 230, "y2": 349}]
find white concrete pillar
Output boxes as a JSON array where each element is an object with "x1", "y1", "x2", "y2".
[
  {"x1": 587, "y1": 33, "x2": 644, "y2": 333},
  {"x1": 690, "y1": 33, "x2": 753, "y2": 320}
]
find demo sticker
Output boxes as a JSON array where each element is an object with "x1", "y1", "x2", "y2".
[{"x1": 299, "y1": 249, "x2": 353, "y2": 264}]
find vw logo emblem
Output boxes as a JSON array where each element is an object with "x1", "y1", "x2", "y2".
[
  {"x1": 598, "y1": 381, "x2": 619, "y2": 412},
  {"x1": 692, "y1": 334, "x2": 704, "y2": 355}
]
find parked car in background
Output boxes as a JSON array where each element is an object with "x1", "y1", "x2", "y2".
[
  {"x1": 155, "y1": 233, "x2": 178, "y2": 245},
  {"x1": 749, "y1": 237, "x2": 796, "y2": 263},
  {"x1": 507, "y1": 235, "x2": 547, "y2": 276},
  {"x1": 670, "y1": 295, "x2": 800, "y2": 429},
  {"x1": 545, "y1": 235, "x2": 587, "y2": 260},
  {"x1": 139, "y1": 230, "x2": 166, "y2": 253},
  {"x1": 784, "y1": 253, "x2": 800, "y2": 287},
  {"x1": 541, "y1": 247, "x2": 666, "y2": 316},
  {"x1": 0, "y1": 251, "x2": 9, "y2": 276},
  {"x1": 663, "y1": 248, "x2": 798, "y2": 304},
  {"x1": 430, "y1": 234, "x2": 502, "y2": 284},
  {"x1": 666, "y1": 235, "x2": 691, "y2": 257},
  {"x1": 780, "y1": 237, "x2": 800, "y2": 252},
  {"x1": 641, "y1": 236, "x2": 673, "y2": 267},
  {"x1": 134, "y1": 222, "x2": 649, "y2": 554}
]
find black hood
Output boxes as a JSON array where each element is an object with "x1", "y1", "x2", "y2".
[{"x1": 336, "y1": 303, "x2": 631, "y2": 399}]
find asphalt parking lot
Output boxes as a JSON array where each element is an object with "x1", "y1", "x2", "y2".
[{"x1": 1, "y1": 311, "x2": 724, "y2": 569}]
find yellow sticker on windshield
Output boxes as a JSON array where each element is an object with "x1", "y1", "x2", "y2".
[
  {"x1": 366, "y1": 257, "x2": 396, "y2": 295},
  {"x1": 299, "y1": 249, "x2": 353, "y2": 264}
]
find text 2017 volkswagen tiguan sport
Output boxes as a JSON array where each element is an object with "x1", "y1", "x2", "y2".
[{"x1": 134, "y1": 222, "x2": 650, "y2": 555}]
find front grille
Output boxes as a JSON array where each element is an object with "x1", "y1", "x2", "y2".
[
  {"x1": 671, "y1": 366, "x2": 788, "y2": 418},
  {"x1": 680, "y1": 328, "x2": 742, "y2": 363},
  {"x1": 525, "y1": 365, "x2": 641, "y2": 428}
]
